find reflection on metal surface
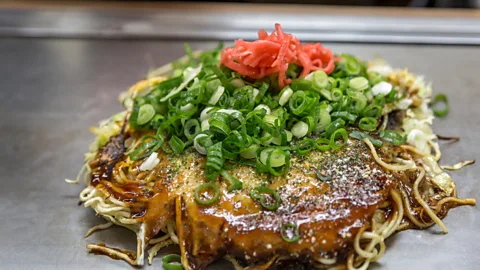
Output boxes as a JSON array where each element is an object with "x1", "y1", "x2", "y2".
[{"x1": 0, "y1": 7, "x2": 480, "y2": 44}]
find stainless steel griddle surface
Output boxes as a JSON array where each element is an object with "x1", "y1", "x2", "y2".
[{"x1": 0, "y1": 38, "x2": 479, "y2": 270}]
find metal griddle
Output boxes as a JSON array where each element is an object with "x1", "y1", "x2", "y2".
[{"x1": 0, "y1": 3, "x2": 479, "y2": 270}]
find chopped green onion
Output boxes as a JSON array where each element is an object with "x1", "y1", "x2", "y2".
[
  {"x1": 193, "y1": 134, "x2": 212, "y2": 155},
  {"x1": 286, "y1": 63, "x2": 299, "y2": 78},
  {"x1": 349, "y1": 130, "x2": 367, "y2": 141},
  {"x1": 331, "y1": 88, "x2": 343, "y2": 101},
  {"x1": 200, "y1": 107, "x2": 217, "y2": 122},
  {"x1": 168, "y1": 135, "x2": 185, "y2": 154},
  {"x1": 250, "y1": 186, "x2": 281, "y2": 211},
  {"x1": 315, "y1": 137, "x2": 331, "y2": 151},
  {"x1": 318, "y1": 89, "x2": 332, "y2": 101},
  {"x1": 160, "y1": 64, "x2": 202, "y2": 102},
  {"x1": 359, "y1": 117, "x2": 377, "y2": 131},
  {"x1": 257, "y1": 148, "x2": 290, "y2": 176},
  {"x1": 208, "y1": 85, "x2": 225, "y2": 105},
  {"x1": 316, "y1": 170, "x2": 332, "y2": 181},
  {"x1": 367, "y1": 71, "x2": 385, "y2": 86},
  {"x1": 362, "y1": 104, "x2": 383, "y2": 118},
  {"x1": 297, "y1": 138, "x2": 315, "y2": 155},
  {"x1": 130, "y1": 137, "x2": 161, "y2": 161},
  {"x1": 379, "y1": 130, "x2": 405, "y2": 145},
  {"x1": 349, "y1": 130, "x2": 383, "y2": 147},
  {"x1": 289, "y1": 91, "x2": 313, "y2": 115},
  {"x1": 271, "y1": 130, "x2": 292, "y2": 145},
  {"x1": 194, "y1": 182, "x2": 220, "y2": 205},
  {"x1": 263, "y1": 115, "x2": 279, "y2": 129},
  {"x1": 260, "y1": 149, "x2": 285, "y2": 167},
  {"x1": 254, "y1": 104, "x2": 271, "y2": 115},
  {"x1": 336, "y1": 78, "x2": 349, "y2": 90},
  {"x1": 201, "y1": 119, "x2": 210, "y2": 131},
  {"x1": 314, "y1": 107, "x2": 331, "y2": 134},
  {"x1": 325, "y1": 118, "x2": 345, "y2": 137},
  {"x1": 280, "y1": 222, "x2": 300, "y2": 243},
  {"x1": 220, "y1": 169, "x2": 243, "y2": 191},
  {"x1": 279, "y1": 87, "x2": 294, "y2": 106},
  {"x1": 290, "y1": 79, "x2": 313, "y2": 91},
  {"x1": 205, "y1": 142, "x2": 224, "y2": 180},
  {"x1": 349, "y1": 77, "x2": 369, "y2": 91},
  {"x1": 209, "y1": 112, "x2": 231, "y2": 136},
  {"x1": 312, "y1": 70, "x2": 329, "y2": 90},
  {"x1": 349, "y1": 93, "x2": 367, "y2": 113},
  {"x1": 385, "y1": 88, "x2": 397, "y2": 103},
  {"x1": 343, "y1": 55, "x2": 362, "y2": 75},
  {"x1": 373, "y1": 94, "x2": 386, "y2": 106},
  {"x1": 302, "y1": 116, "x2": 315, "y2": 133},
  {"x1": 432, "y1": 94, "x2": 449, "y2": 117},
  {"x1": 255, "y1": 82, "x2": 270, "y2": 103},
  {"x1": 180, "y1": 103, "x2": 195, "y2": 112},
  {"x1": 329, "y1": 128, "x2": 348, "y2": 150},
  {"x1": 330, "y1": 111, "x2": 357, "y2": 124},
  {"x1": 162, "y1": 254, "x2": 183, "y2": 270},
  {"x1": 230, "y1": 78, "x2": 245, "y2": 88},
  {"x1": 137, "y1": 104, "x2": 156, "y2": 125},
  {"x1": 184, "y1": 119, "x2": 200, "y2": 140},
  {"x1": 291, "y1": 121, "x2": 309, "y2": 138},
  {"x1": 240, "y1": 144, "x2": 260, "y2": 159}
]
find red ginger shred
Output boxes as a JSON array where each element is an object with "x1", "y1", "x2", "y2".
[{"x1": 220, "y1": 23, "x2": 335, "y2": 90}]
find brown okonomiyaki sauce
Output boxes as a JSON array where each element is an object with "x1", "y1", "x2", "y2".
[{"x1": 89, "y1": 133, "x2": 403, "y2": 268}]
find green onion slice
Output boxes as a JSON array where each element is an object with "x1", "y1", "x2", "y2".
[
  {"x1": 239, "y1": 144, "x2": 260, "y2": 159},
  {"x1": 312, "y1": 70, "x2": 329, "y2": 90},
  {"x1": 362, "y1": 104, "x2": 383, "y2": 118},
  {"x1": 314, "y1": 107, "x2": 331, "y2": 134},
  {"x1": 205, "y1": 142, "x2": 224, "y2": 180},
  {"x1": 168, "y1": 135, "x2": 185, "y2": 154},
  {"x1": 289, "y1": 91, "x2": 312, "y2": 115},
  {"x1": 250, "y1": 186, "x2": 281, "y2": 211},
  {"x1": 349, "y1": 77, "x2": 369, "y2": 91},
  {"x1": 329, "y1": 128, "x2": 348, "y2": 150},
  {"x1": 325, "y1": 118, "x2": 345, "y2": 137},
  {"x1": 220, "y1": 169, "x2": 243, "y2": 191},
  {"x1": 297, "y1": 138, "x2": 315, "y2": 155},
  {"x1": 349, "y1": 130, "x2": 383, "y2": 147},
  {"x1": 194, "y1": 182, "x2": 220, "y2": 205},
  {"x1": 291, "y1": 121, "x2": 309, "y2": 138},
  {"x1": 343, "y1": 55, "x2": 362, "y2": 75},
  {"x1": 257, "y1": 148, "x2": 290, "y2": 176},
  {"x1": 330, "y1": 111, "x2": 357, "y2": 124},
  {"x1": 184, "y1": 119, "x2": 201, "y2": 140},
  {"x1": 379, "y1": 130, "x2": 405, "y2": 145},
  {"x1": 280, "y1": 222, "x2": 300, "y2": 243},
  {"x1": 130, "y1": 137, "x2": 161, "y2": 161},
  {"x1": 137, "y1": 104, "x2": 156, "y2": 125},
  {"x1": 385, "y1": 88, "x2": 397, "y2": 103},
  {"x1": 432, "y1": 94, "x2": 449, "y2": 117},
  {"x1": 331, "y1": 88, "x2": 343, "y2": 101},
  {"x1": 316, "y1": 169, "x2": 332, "y2": 182},
  {"x1": 278, "y1": 86, "x2": 294, "y2": 106},
  {"x1": 162, "y1": 254, "x2": 183, "y2": 270},
  {"x1": 315, "y1": 137, "x2": 331, "y2": 151},
  {"x1": 358, "y1": 117, "x2": 377, "y2": 132},
  {"x1": 209, "y1": 112, "x2": 231, "y2": 136}
]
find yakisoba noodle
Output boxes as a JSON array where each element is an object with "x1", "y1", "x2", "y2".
[{"x1": 67, "y1": 24, "x2": 475, "y2": 269}]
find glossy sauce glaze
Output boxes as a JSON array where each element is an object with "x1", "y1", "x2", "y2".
[{"x1": 89, "y1": 136, "x2": 398, "y2": 269}]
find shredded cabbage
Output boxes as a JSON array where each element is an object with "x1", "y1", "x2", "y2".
[
  {"x1": 139, "y1": 152, "x2": 160, "y2": 171},
  {"x1": 423, "y1": 156, "x2": 455, "y2": 195}
]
